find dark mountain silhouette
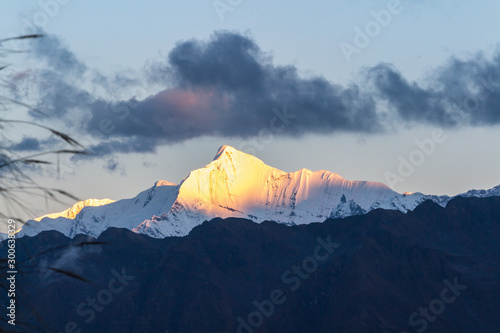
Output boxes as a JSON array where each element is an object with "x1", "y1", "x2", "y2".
[{"x1": 1, "y1": 196, "x2": 499, "y2": 332}]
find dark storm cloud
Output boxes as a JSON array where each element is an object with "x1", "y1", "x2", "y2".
[
  {"x1": 34, "y1": 71, "x2": 93, "y2": 118},
  {"x1": 31, "y1": 32, "x2": 87, "y2": 77},
  {"x1": 8, "y1": 136, "x2": 57, "y2": 152},
  {"x1": 85, "y1": 31, "x2": 381, "y2": 144},
  {"x1": 367, "y1": 52, "x2": 500, "y2": 127},
  {"x1": 167, "y1": 32, "x2": 267, "y2": 92},
  {"x1": 82, "y1": 138, "x2": 157, "y2": 157},
  {"x1": 9, "y1": 137, "x2": 43, "y2": 151},
  {"x1": 20, "y1": 31, "x2": 500, "y2": 160}
]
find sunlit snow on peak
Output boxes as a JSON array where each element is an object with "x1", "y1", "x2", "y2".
[{"x1": 35, "y1": 198, "x2": 115, "y2": 221}]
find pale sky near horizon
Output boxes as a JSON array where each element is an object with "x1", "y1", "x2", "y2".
[{"x1": 1, "y1": 0, "x2": 500, "y2": 219}]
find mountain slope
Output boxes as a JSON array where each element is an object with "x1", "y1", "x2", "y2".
[
  {"x1": 18, "y1": 180, "x2": 179, "y2": 238},
  {"x1": 4, "y1": 196, "x2": 500, "y2": 332},
  {"x1": 15, "y1": 146, "x2": 500, "y2": 239},
  {"x1": 34, "y1": 198, "x2": 116, "y2": 221},
  {"x1": 133, "y1": 145, "x2": 399, "y2": 237}
]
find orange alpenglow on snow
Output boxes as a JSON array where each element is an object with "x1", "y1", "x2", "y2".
[
  {"x1": 35, "y1": 198, "x2": 116, "y2": 221},
  {"x1": 19, "y1": 145, "x2": 480, "y2": 239},
  {"x1": 174, "y1": 145, "x2": 394, "y2": 219}
]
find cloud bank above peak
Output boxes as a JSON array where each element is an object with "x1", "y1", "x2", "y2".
[{"x1": 11, "y1": 30, "x2": 500, "y2": 161}]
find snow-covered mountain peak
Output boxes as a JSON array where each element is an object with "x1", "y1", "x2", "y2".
[
  {"x1": 34, "y1": 198, "x2": 115, "y2": 221},
  {"x1": 155, "y1": 180, "x2": 177, "y2": 187},
  {"x1": 160, "y1": 146, "x2": 400, "y2": 237},
  {"x1": 211, "y1": 145, "x2": 266, "y2": 169},
  {"x1": 13, "y1": 145, "x2": 500, "y2": 240},
  {"x1": 213, "y1": 145, "x2": 237, "y2": 160}
]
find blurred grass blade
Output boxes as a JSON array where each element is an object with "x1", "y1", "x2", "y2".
[
  {"x1": 22, "y1": 159, "x2": 51, "y2": 165},
  {"x1": 0, "y1": 34, "x2": 44, "y2": 44},
  {"x1": 49, "y1": 267, "x2": 89, "y2": 283}
]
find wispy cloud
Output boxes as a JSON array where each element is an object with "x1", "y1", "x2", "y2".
[
  {"x1": 7, "y1": 136, "x2": 51, "y2": 152},
  {"x1": 367, "y1": 54, "x2": 500, "y2": 126}
]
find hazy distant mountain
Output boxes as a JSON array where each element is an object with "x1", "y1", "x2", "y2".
[{"x1": 15, "y1": 146, "x2": 500, "y2": 239}]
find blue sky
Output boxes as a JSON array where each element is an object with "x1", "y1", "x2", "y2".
[{"x1": 2, "y1": 0, "x2": 500, "y2": 218}]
